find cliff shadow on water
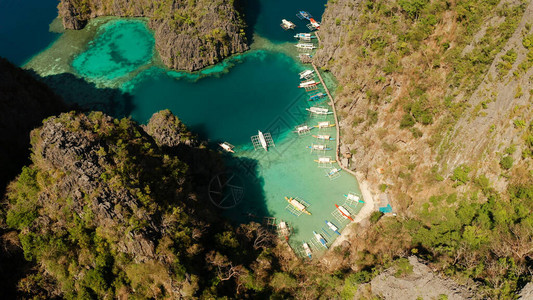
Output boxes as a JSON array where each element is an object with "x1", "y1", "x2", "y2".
[
  {"x1": 35, "y1": 72, "x2": 135, "y2": 119},
  {"x1": 238, "y1": 0, "x2": 261, "y2": 45}
]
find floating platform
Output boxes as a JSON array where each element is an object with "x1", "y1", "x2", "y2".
[{"x1": 281, "y1": 19, "x2": 296, "y2": 30}]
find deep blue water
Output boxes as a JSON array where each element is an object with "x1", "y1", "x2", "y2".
[
  {"x1": 247, "y1": 0, "x2": 328, "y2": 42},
  {"x1": 0, "y1": 0, "x2": 60, "y2": 65}
]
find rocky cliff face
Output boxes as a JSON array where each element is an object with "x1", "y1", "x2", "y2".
[
  {"x1": 315, "y1": 0, "x2": 531, "y2": 208},
  {"x1": 58, "y1": 0, "x2": 249, "y2": 71}
]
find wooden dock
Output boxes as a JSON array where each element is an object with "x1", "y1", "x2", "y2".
[{"x1": 311, "y1": 62, "x2": 359, "y2": 178}]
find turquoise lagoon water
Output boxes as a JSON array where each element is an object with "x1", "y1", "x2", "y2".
[{"x1": 14, "y1": 0, "x2": 363, "y2": 256}]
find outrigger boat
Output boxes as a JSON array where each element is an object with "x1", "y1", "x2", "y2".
[
  {"x1": 294, "y1": 125, "x2": 312, "y2": 134},
  {"x1": 299, "y1": 69, "x2": 314, "y2": 79},
  {"x1": 258, "y1": 130, "x2": 268, "y2": 151},
  {"x1": 344, "y1": 193, "x2": 364, "y2": 203},
  {"x1": 335, "y1": 204, "x2": 354, "y2": 221},
  {"x1": 309, "y1": 18, "x2": 320, "y2": 30},
  {"x1": 295, "y1": 43, "x2": 317, "y2": 50},
  {"x1": 313, "y1": 134, "x2": 335, "y2": 141},
  {"x1": 294, "y1": 33, "x2": 315, "y2": 40},
  {"x1": 306, "y1": 107, "x2": 332, "y2": 115},
  {"x1": 325, "y1": 220, "x2": 341, "y2": 235},
  {"x1": 285, "y1": 196, "x2": 312, "y2": 215},
  {"x1": 307, "y1": 144, "x2": 331, "y2": 151},
  {"x1": 297, "y1": 11, "x2": 312, "y2": 20},
  {"x1": 303, "y1": 242, "x2": 312, "y2": 259},
  {"x1": 308, "y1": 92, "x2": 326, "y2": 101},
  {"x1": 313, "y1": 231, "x2": 328, "y2": 249},
  {"x1": 219, "y1": 142, "x2": 235, "y2": 153},
  {"x1": 315, "y1": 157, "x2": 336, "y2": 164},
  {"x1": 298, "y1": 80, "x2": 319, "y2": 88},
  {"x1": 314, "y1": 121, "x2": 335, "y2": 128},
  {"x1": 326, "y1": 168, "x2": 341, "y2": 177},
  {"x1": 281, "y1": 19, "x2": 296, "y2": 30}
]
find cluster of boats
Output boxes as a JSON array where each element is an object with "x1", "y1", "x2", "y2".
[{"x1": 280, "y1": 11, "x2": 321, "y2": 31}]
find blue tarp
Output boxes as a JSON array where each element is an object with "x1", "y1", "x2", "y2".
[{"x1": 379, "y1": 204, "x2": 393, "y2": 213}]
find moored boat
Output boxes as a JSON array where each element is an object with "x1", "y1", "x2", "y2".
[
  {"x1": 303, "y1": 242, "x2": 312, "y2": 259},
  {"x1": 314, "y1": 157, "x2": 336, "y2": 164},
  {"x1": 335, "y1": 204, "x2": 354, "y2": 221},
  {"x1": 299, "y1": 69, "x2": 314, "y2": 79},
  {"x1": 326, "y1": 168, "x2": 341, "y2": 177},
  {"x1": 281, "y1": 19, "x2": 296, "y2": 30},
  {"x1": 219, "y1": 142, "x2": 235, "y2": 153},
  {"x1": 298, "y1": 80, "x2": 319, "y2": 88},
  {"x1": 295, "y1": 43, "x2": 317, "y2": 50},
  {"x1": 258, "y1": 130, "x2": 268, "y2": 151},
  {"x1": 314, "y1": 121, "x2": 335, "y2": 128},
  {"x1": 306, "y1": 106, "x2": 332, "y2": 115},
  {"x1": 313, "y1": 231, "x2": 328, "y2": 249},
  {"x1": 307, "y1": 144, "x2": 331, "y2": 151},
  {"x1": 285, "y1": 196, "x2": 311, "y2": 215},
  {"x1": 325, "y1": 220, "x2": 341, "y2": 235},
  {"x1": 313, "y1": 134, "x2": 335, "y2": 141}
]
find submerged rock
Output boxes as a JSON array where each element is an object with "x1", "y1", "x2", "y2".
[{"x1": 57, "y1": 0, "x2": 249, "y2": 71}]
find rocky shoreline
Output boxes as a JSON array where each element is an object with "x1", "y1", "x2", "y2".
[{"x1": 58, "y1": 0, "x2": 249, "y2": 71}]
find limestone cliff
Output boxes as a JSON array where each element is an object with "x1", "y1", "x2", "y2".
[{"x1": 58, "y1": 0, "x2": 249, "y2": 71}]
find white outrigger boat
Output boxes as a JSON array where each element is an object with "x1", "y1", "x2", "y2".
[
  {"x1": 326, "y1": 168, "x2": 341, "y2": 177},
  {"x1": 313, "y1": 134, "x2": 335, "y2": 141},
  {"x1": 281, "y1": 19, "x2": 296, "y2": 30},
  {"x1": 295, "y1": 43, "x2": 317, "y2": 50},
  {"x1": 306, "y1": 107, "x2": 332, "y2": 115},
  {"x1": 303, "y1": 242, "x2": 312, "y2": 259},
  {"x1": 307, "y1": 144, "x2": 331, "y2": 151},
  {"x1": 335, "y1": 204, "x2": 354, "y2": 221},
  {"x1": 314, "y1": 121, "x2": 335, "y2": 128},
  {"x1": 258, "y1": 130, "x2": 268, "y2": 151},
  {"x1": 326, "y1": 220, "x2": 341, "y2": 235},
  {"x1": 298, "y1": 80, "x2": 319, "y2": 88},
  {"x1": 313, "y1": 231, "x2": 328, "y2": 249},
  {"x1": 344, "y1": 193, "x2": 364, "y2": 203},
  {"x1": 294, "y1": 125, "x2": 312, "y2": 134},
  {"x1": 315, "y1": 157, "x2": 336, "y2": 164},
  {"x1": 219, "y1": 142, "x2": 235, "y2": 153},
  {"x1": 299, "y1": 69, "x2": 314, "y2": 80},
  {"x1": 294, "y1": 33, "x2": 315, "y2": 40},
  {"x1": 285, "y1": 196, "x2": 311, "y2": 215}
]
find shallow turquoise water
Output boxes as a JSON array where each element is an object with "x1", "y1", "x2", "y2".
[
  {"x1": 20, "y1": 1, "x2": 364, "y2": 257},
  {"x1": 72, "y1": 20, "x2": 154, "y2": 80}
]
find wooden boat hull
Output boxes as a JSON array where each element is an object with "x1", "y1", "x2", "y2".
[
  {"x1": 285, "y1": 197, "x2": 311, "y2": 215},
  {"x1": 335, "y1": 204, "x2": 354, "y2": 221}
]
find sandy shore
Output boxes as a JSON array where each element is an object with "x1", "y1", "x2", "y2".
[{"x1": 329, "y1": 172, "x2": 376, "y2": 248}]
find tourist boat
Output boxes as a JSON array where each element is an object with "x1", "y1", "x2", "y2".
[
  {"x1": 295, "y1": 43, "x2": 317, "y2": 50},
  {"x1": 325, "y1": 220, "x2": 341, "y2": 235},
  {"x1": 278, "y1": 221, "x2": 290, "y2": 241},
  {"x1": 314, "y1": 121, "x2": 335, "y2": 128},
  {"x1": 309, "y1": 18, "x2": 321, "y2": 30},
  {"x1": 308, "y1": 92, "x2": 326, "y2": 101},
  {"x1": 297, "y1": 11, "x2": 312, "y2": 20},
  {"x1": 299, "y1": 69, "x2": 314, "y2": 79},
  {"x1": 344, "y1": 193, "x2": 365, "y2": 203},
  {"x1": 306, "y1": 107, "x2": 332, "y2": 115},
  {"x1": 294, "y1": 125, "x2": 312, "y2": 134},
  {"x1": 219, "y1": 142, "x2": 235, "y2": 153},
  {"x1": 315, "y1": 157, "x2": 336, "y2": 164},
  {"x1": 294, "y1": 33, "x2": 315, "y2": 40},
  {"x1": 313, "y1": 231, "x2": 328, "y2": 249},
  {"x1": 258, "y1": 130, "x2": 268, "y2": 151},
  {"x1": 335, "y1": 204, "x2": 354, "y2": 221},
  {"x1": 326, "y1": 168, "x2": 341, "y2": 177},
  {"x1": 298, "y1": 80, "x2": 319, "y2": 88},
  {"x1": 281, "y1": 19, "x2": 296, "y2": 30},
  {"x1": 303, "y1": 242, "x2": 312, "y2": 259},
  {"x1": 285, "y1": 196, "x2": 311, "y2": 215},
  {"x1": 307, "y1": 144, "x2": 331, "y2": 151},
  {"x1": 313, "y1": 134, "x2": 335, "y2": 141}
]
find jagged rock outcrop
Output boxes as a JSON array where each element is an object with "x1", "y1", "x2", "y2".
[
  {"x1": 0, "y1": 57, "x2": 67, "y2": 195},
  {"x1": 58, "y1": 0, "x2": 249, "y2": 71},
  {"x1": 144, "y1": 109, "x2": 198, "y2": 148},
  {"x1": 366, "y1": 257, "x2": 477, "y2": 299}
]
